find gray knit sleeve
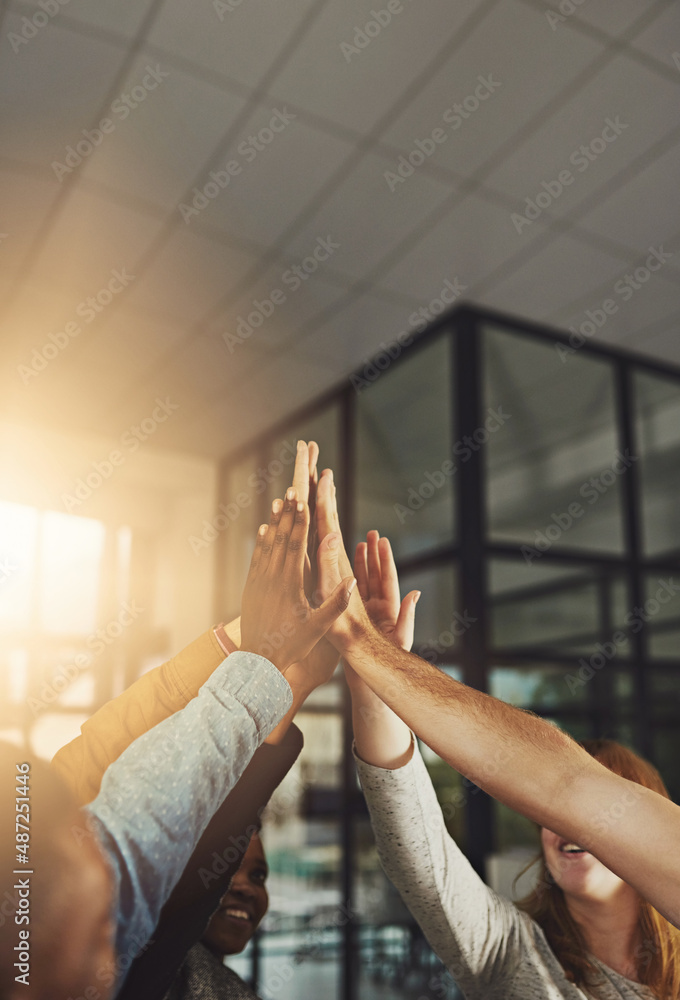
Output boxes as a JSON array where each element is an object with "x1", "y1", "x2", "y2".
[{"x1": 355, "y1": 741, "x2": 530, "y2": 999}]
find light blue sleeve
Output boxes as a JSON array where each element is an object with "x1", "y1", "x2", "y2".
[{"x1": 86, "y1": 651, "x2": 291, "y2": 993}]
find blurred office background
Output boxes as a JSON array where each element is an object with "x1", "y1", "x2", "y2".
[{"x1": 1, "y1": 0, "x2": 680, "y2": 996}]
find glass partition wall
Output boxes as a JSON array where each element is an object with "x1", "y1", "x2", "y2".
[{"x1": 215, "y1": 304, "x2": 680, "y2": 1000}]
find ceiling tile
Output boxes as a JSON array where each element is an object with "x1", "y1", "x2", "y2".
[
  {"x1": 23, "y1": 189, "x2": 164, "y2": 305},
  {"x1": 121, "y1": 228, "x2": 259, "y2": 325},
  {"x1": 192, "y1": 117, "x2": 356, "y2": 247},
  {"x1": 622, "y1": 323, "x2": 680, "y2": 368},
  {"x1": 79, "y1": 55, "x2": 247, "y2": 210},
  {"x1": 480, "y1": 234, "x2": 626, "y2": 318},
  {"x1": 0, "y1": 171, "x2": 61, "y2": 296},
  {"x1": 283, "y1": 151, "x2": 453, "y2": 280},
  {"x1": 148, "y1": 0, "x2": 318, "y2": 90},
  {"x1": 485, "y1": 55, "x2": 680, "y2": 217},
  {"x1": 577, "y1": 142, "x2": 680, "y2": 252},
  {"x1": 19, "y1": 0, "x2": 160, "y2": 40},
  {"x1": 630, "y1": 3, "x2": 680, "y2": 71},
  {"x1": 270, "y1": 0, "x2": 481, "y2": 135},
  {"x1": 1, "y1": 12, "x2": 128, "y2": 169},
  {"x1": 541, "y1": 0, "x2": 661, "y2": 37},
  {"x1": 375, "y1": 193, "x2": 552, "y2": 301},
  {"x1": 553, "y1": 270, "x2": 680, "y2": 345},
  {"x1": 297, "y1": 291, "x2": 425, "y2": 372},
  {"x1": 381, "y1": 0, "x2": 603, "y2": 178},
  {"x1": 204, "y1": 259, "x2": 350, "y2": 359}
]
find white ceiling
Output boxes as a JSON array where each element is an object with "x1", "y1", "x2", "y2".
[{"x1": 1, "y1": 0, "x2": 679, "y2": 458}]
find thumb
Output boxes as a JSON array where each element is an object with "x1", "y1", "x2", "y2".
[
  {"x1": 316, "y1": 532, "x2": 342, "y2": 600},
  {"x1": 313, "y1": 576, "x2": 356, "y2": 635},
  {"x1": 393, "y1": 590, "x2": 419, "y2": 651}
]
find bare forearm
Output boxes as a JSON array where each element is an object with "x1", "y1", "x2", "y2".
[
  {"x1": 338, "y1": 623, "x2": 680, "y2": 925},
  {"x1": 349, "y1": 673, "x2": 413, "y2": 769},
  {"x1": 338, "y1": 623, "x2": 586, "y2": 824}
]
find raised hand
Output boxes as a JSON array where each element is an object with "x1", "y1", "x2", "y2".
[
  {"x1": 240, "y1": 488, "x2": 355, "y2": 671},
  {"x1": 355, "y1": 531, "x2": 418, "y2": 652}
]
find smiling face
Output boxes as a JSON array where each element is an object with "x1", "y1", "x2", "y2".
[
  {"x1": 201, "y1": 834, "x2": 269, "y2": 957},
  {"x1": 540, "y1": 827, "x2": 633, "y2": 905}
]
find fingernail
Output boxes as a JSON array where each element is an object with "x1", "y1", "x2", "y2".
[
  {"x1": 328, "y1": 534, "x2": 338, "y2": 549},
  {"x1": 297, "y1": 501, "x2": 304, "y2": 512},
  {"x1": 286, "y1": 487, "x2": 296, "y2": 501},
  {"x1": 272, "y1": 499, "x2": 283, "y2": 514},
  {"x1": 346, "y1": 578, "x2": 357, "y2": 596},
  {"x1": 258, "y1": 524, "x2": 268, "y2": 536},
  {"x1": 297, "y1": 440, "x2": 305, "y2": 450},
  {"x1": 414, "y1": 591, "x2": 421, "y2": 604}
]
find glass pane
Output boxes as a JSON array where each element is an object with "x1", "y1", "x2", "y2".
[
  {"x1": 652, "y1": 726, "x2": 680, "y2": 803},
  {"x1": 635, "y1": 371, "x2": 680, "y2": 558},
  {"x1": 488, "y1": 559, "x2": 631, "y2": 659},
  {"x1": 255, "y1": 710, "x2": 343, "y2": 1000},
  {"x1": 220, "y1": 454, "x2": 263, "y2": 616},
  {"x1": 39, "y1": 512, "x2": 104, "y2": 633},
  {"x1": 643, "y1": 573, "x2": 680, "y2": 659},
  {"x1": 484, "y1": 326, "x2": 625, "y2": 554},
  {"x1": 0, "y1": 501, "x2": 38, "y2": 629},
  {"x1": 355, "y1": 335, "x2": 454, "y2": 560},
  {"x1": 400, "y1": 565, "x2": 457, "y2": 662},
  {"x1": 489, "y1": 664, "x2": 588, "y2": 710},
  {"x1": 262, "y1": 405, "x2": 341, "y2": 510}
]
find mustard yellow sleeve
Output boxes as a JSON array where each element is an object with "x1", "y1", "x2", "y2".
[{"x1": 51, "y1": 628, "x2": 226, "y2": 806}]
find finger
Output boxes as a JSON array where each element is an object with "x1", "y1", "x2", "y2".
[
  {"x1": 316, "y1": 469, "x2": 335, "y2": 539},
  {"x1": 281, "y1": 499, "x2": 310, "y2": 591},
  {"x1": 394, "y1": 590, "x2": 419, "y2": 652},
  {"x1": 378, "y1": 536, "x2": 401, "y2": 612},
  {"x1": 292, "y1": 442, "x2": 310, "y2": 503},
  {"x1": 247, "y1": 523, "x2": 270, "y2": 578},
  {"x1": 307, "y1": 441, "x2": 319, "y2": 484},
  {"x1": 268, "y1": 487, "x2": 298, "y2": 575},
  {"x1": 366, "y1": 530, "x2": 382, "y2": 598},
  {"x1": 317, "y1": 532, "x2": 343, "y2": 599},
  {"x1": 256, "y1": 498, "x2": 284, "y2": 575},
  {"x1": 354, "y1": 542, "x2": 370, "y2": 601},
  {"x1": 312, "y1": 576, "x2": 356, "y2": 637}
]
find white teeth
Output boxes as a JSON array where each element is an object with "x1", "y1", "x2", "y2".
[
  {"x1": 561, "y1": 843, "x2": 584, "y2": 853},
  {"x1": 224, "y1": 908, "x2": 250, "y2": 921}
]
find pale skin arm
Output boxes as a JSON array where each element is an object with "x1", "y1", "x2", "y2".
[{"x1": 315, "y1": 474, "x2": 680, "y2": 929}]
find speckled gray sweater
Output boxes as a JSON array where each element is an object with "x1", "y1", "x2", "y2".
[{"x1": 355, "y1": 743, "x2": 657, "y2": 1000}]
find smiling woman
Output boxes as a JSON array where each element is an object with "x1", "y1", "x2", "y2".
[{"x1": 518, "y1": 740, "x2": 680, "y2": 996}]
